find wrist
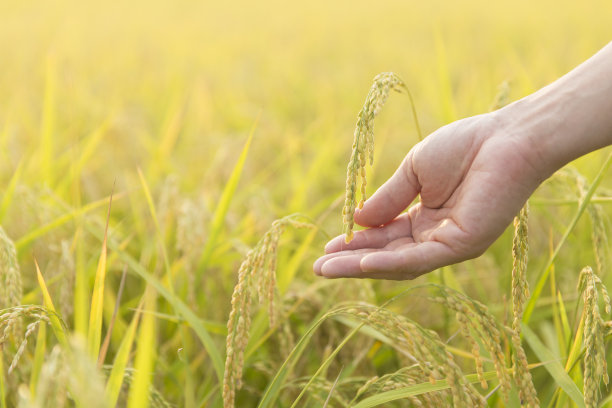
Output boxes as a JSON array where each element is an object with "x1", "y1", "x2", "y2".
[
  {"x1": 496, "y1": 41, "x2": 612, "y2": 182},
  {"x1": 495, "y1": 90, "x2": 570, "y2": 182}
]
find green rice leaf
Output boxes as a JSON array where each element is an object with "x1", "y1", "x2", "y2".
[
  {"x1": 127, "y1": 289, "x2": 157, "y2": 408},
  {"x1": 34, "y1": 259, "x2": 69, "y2": 348},
  {"x1": 521, "y1": 323, "x2": 585, "y2": 408},
  {"x1": 87, "y1": 190, "x2": 113, "y2": 361}
]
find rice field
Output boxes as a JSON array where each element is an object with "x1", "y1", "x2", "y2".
[{"x1": 1, "y1": 0, "x2": 612, "y2": 407}]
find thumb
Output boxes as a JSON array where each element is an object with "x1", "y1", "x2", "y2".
[{"x1": 354, "y1": 152, "x2": 420, "y2": 227}]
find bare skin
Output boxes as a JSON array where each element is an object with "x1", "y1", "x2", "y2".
[{"x1": 314, "y1": 41, "x2": 612, "y2": 280}]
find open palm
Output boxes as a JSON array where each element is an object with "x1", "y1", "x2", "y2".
[{"x1": 314, "y1": 112, "x2": 541, "y2": 280}]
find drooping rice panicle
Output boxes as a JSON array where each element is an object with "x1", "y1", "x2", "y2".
[
  {"x1": 0, "y1": 306, "x2": 55, "y2": 374},
  {"x1": 509, "y1": 205, "x2": 539, "y2": 407},
  {"x1": 578, "y1": 266, "x2": 611, "y2": 408},
  {"x1": 342, "y1": 72, "x2": 409, "y2": 243},
  {"x1": 341, "y1": 303, "x2": 486, "y2": 407},
  {"x1": 223, "y1": 214, "x2": 316, "y2": 408},
  {"x1": 430, "y1": 286, "x2": 512, "y2": 402}
]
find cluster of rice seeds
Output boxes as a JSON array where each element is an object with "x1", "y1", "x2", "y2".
[
  {"x1": 0, "y1": 306, "x2": 54, "y2": 374},
  {"x1": 342, "y1": 72, "x2": 408, "y2": 243},
  {"x1": 223, "y1": 215, "x2": 316, "y2": 408},
  {"x1": 340, "y1": 304, "x2": 486, "y2": 407},
  {"x1": 430, "y1": 287, "x2": 511, "y2": 401},
  {"x1": 0, "y1": 226, "x2": 23, "y2": 312},
  {"x1": 509, "y1": 205, "x2": 539, "y2": 407},
  {"x1": 352, "y1": 365, "x2": 446, "y2": 407},
  {"x1": 578, "y1": 266, "x2": 611, "y2": 408}
]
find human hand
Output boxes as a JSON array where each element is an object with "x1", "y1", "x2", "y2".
[{"x1": 314, "y1": 112, "x2": 543, "y2": 280}]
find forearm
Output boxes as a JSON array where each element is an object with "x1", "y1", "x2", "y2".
[{"x1": 499, "y1": 41, "x2": 612, "y2": 180}]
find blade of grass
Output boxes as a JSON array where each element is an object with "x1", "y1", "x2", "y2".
[
  {"x1": 34, "y1": 258, "x2": 68, "y2": 348},
  {"x1": 127, "y1": 288, "x2": 157, "y2": 408},
  {"x1": 557, "y1": 291, "x2": 571, "y2": 348},
  {"x1": 521, "y1": 323, "x2": 585, "y2": 407},
  {"x1": 524, "y1": 151, "x2": 612, "y2": 323},
  {"x1": 0, "y1": 158, "x2": 23, "y2": 224},
  {"x1": 105, "y1": 297, "x2": 144, "y2": 408},
  {"x1": 198, "y1": 113, "x2": 259, "y2": 271},
  {"x1": 98, "y1": 266, "x2": 128, "y2": 367},
  {"x1": 87, "y1": 186, "x2": 113, "y2": 361}
]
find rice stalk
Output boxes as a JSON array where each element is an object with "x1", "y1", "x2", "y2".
[
  {"x1": 509, "y1": 205, "x2": 539, "y2": 407},
  {"x1": 223, "y1": 214, "x2": 316, "y2": 408},
  {"x1": 578, "y1": 266, "x2": 611, "y2": 408},
  {"x1": 342, "y1": 72, "x2": 412, "y2": 243}
]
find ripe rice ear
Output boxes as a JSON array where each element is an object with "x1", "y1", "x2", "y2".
[
  {"x1": 578, "y1": 266, "x2": 611, "y2": 408},
  {"x1": 342, "y1": 72, "x2": 415, "y2": 243},
  {"x1": 223, "y1": 214, "x2": 315, "y2": 408}
]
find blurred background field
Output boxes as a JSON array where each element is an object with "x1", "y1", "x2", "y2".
[{"x1": 1, "y1": 0, "x2": 612, "y2": 407}]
